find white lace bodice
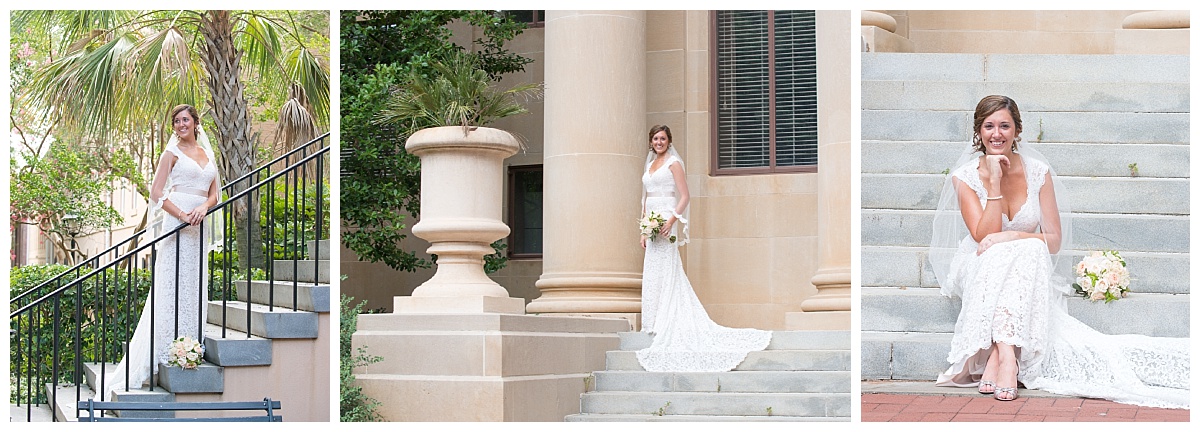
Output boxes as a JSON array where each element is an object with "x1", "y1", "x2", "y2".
[
  {"x1": 164, "y1": 143, "x2": 219, "y2": 193},
  {"x1": 642, "y1": 155, "x2": 681, "y2": 196},
  {"x1": 952, "y1": 155, "x2": 1048, "y2": 234}
]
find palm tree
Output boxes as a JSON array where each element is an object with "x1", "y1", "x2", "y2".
[{"x1": 14, "y1": 10, "x2": 330, "y2": 271}]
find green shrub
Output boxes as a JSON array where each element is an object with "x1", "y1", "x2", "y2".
[
  {"x1": 340, "y1": 294, "x2": 383, "y2": 422},
  {"x1": 9, "y1": 264, "x2": 152, "y2": 404}
]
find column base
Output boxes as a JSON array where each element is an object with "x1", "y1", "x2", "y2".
[
  {"x1": 352, "y1": 312, "x2": 629, "y2": 421},
  {"x1": 535, "y1": 312, "x2": 639, "y2": 331},
  {"x1": 393, "y1": 295, "x2": 526, "y2": 314},
  {"x1": 785, "y1": 310, "x2": 851, "y2": 330}
]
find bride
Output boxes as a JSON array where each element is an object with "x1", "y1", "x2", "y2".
[
  {"x1": 103, "y1": 104, "x2": 220, "y2": 398},
  {"x1": 929, "y1": 95, "x2": 1189, "y2": 407},
  {"x1": 636, "y1": 125, "x2": 772, "y2": 372}
]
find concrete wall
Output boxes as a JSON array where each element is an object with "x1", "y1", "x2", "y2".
[{"x1": 883, "y1": 10, "x2": 1148, "y2": 54}]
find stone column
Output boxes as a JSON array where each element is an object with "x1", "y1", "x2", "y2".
[
  {"x1": 527, "y1": 11, "x2": 647, "y2": 321},
  {"x1": 788, "y1": 10, "x2": 852, "y2": 330},
  {"x1": 1115, "y1": 10, "x2": 1189, "y2": 55}
]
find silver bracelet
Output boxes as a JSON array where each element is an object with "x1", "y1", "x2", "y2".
[{"x1": 986, "y1": 195, "x2": 1003, "y2": 200}]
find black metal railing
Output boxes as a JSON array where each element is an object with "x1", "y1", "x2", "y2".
[{"x1": 9, "y1": 133, "x2": 329, "y2": 421}]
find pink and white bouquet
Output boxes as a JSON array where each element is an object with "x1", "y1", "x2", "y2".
[
  {"x1": 639, "y1": 211, "x2": 676, "y2": 243},
  {"x1": 167, "y1": 336, "x2": 204, "y2": 369},
  {"x1": 1073, "y1": 250, "x2": 1130, "y2": 303}
]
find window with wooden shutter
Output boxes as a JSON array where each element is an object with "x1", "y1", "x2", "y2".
[{"x1": 712, "y1": 10, "x2": 818, "y2": 175}]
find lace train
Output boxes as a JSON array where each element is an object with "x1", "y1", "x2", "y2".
[{"x1": 636, "y1": 172, "x2": 771, "y2": 371}]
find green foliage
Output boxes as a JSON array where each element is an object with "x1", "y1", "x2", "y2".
[
  {"x1": 340, "y1": 295, "x2": 383, "y2": 422},
  {"x1": 10, "y1": 143, "x2": 136, "y2": 263},
  {"x1": 10, "y1": 264, "x2": 153, "y2": 404},
  {"x1": 260, "y1": 179, "x2": 331, "y2": 260},
  {"x1": 340, "y1": 10, "x2": 530, "y2": 273},
  {"x1": 375, "y1": 50, "x2": 541, "y2": 135}
]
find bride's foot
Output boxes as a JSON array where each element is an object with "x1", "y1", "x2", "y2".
[
  {"x1": 993, "y1": 346, "x2": 1019, "y2": 402},
  {"x1": 978, "y1": 347, "x2": 999, "y2": 394}
]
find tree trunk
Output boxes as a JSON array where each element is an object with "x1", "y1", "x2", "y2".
[{"x1": 199, "y1": 10, "x2": 264, "y2": 273}]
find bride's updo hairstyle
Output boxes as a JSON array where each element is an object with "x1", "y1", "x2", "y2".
[
  {"x1": 169, "y1": 104, "x2": 201, "y2": 140},
  {"x1": 971, "y1": 95, "x2": 1023, "y2": 153},
  {"x1": 648, "y1": 124, "x2": 673, "y2": 150}
]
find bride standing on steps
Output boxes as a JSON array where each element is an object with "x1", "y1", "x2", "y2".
[
  {"x1": 929, "y1": 95, "x2": 1189, "y2": 407},
  {"x1": 636, "y1": 125, "x2": 772, "y2": 372},
  {"x1": 103, "y1": 104, "x2": 221, "y2": 399}
]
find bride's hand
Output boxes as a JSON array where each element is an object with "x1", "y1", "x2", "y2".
[
  {"x1": 188, "y1": 205, "x2": 209, "y2": 226},
  {"x1": 660, "y1": 217, "x2": 675, "y2": 238},
  {"x1": 977, "y1": 231, "x2": 1020, "y2": 255},
  {"x1": 981, "y1": 155, "x2": 1009, "y2": 183},
  {"x1": 640, "y1": 236, "x2": 647, "y2": 249}
]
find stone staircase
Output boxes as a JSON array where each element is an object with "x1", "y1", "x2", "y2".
[
  {"x1": 860, "y1": 52, "x2": 1190, "y2": 380},
  {"x1": 566, "y1": 330, "x2": 851, "y2": 421},
  {"x1": 28, "y1": 240, "x2": 330, "y2": 422}
]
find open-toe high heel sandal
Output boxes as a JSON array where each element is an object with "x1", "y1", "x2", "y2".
[
  {"x1": 994, "y1": 364, "x2": 1019, "y2": 401},
  {"x1": 977, "y1": 380, "x2": 996, "y2": 394}
]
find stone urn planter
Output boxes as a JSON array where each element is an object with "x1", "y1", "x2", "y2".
[{"x1": 393, "y1": 125, "x2": 525, "y2": 314}]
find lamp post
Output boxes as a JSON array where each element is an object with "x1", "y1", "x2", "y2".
[{"x1": 61, "y1": 213, "x2": 82, "y2": 266}]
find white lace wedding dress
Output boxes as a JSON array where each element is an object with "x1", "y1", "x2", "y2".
[
  {"x1": 936, "y1": 156, "x2": 1190, "y2": 408},
  {"x1": 103, "y1": 142, "x2": 218, "y2": 398},
  {"x1": 636, "y1": 154, "x2": 772, "y2": 372}
]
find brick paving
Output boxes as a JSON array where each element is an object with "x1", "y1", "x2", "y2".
[{"x1": 862, "y1": 393, "x2": 1190, "y2": 422}]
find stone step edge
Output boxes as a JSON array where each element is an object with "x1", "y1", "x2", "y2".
[
  {"x1": 861, "y1": 172, "x2": 1191, "y2": 181},
  {"x1": 864, "y1": 206, "x2": 1190, "y2": 217},
  {"x1": 566, "y1": 414, "x2": 850, "y2": 421}
]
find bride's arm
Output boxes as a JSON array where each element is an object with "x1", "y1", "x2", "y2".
[
  {"x1": 150, "y1": 153, "x2": 186, "y2": 219},
  {"x1": 186, "y1": 177, "x2": 221, "y2": 226},
  {"x1": 956, "y1": 177, "x2": 1003, "y2": 242},
  {"x1": 660, "y1": 161, "x2": 689, "y2": 236}
]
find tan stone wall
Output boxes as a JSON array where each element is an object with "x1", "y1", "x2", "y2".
[{"x1": 888, "y1": 10, "x2": 1145, "y2": 54}]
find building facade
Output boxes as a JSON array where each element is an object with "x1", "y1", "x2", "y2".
[{"x1": 343, "y1": 9, "x2": 852, "y2": 331}]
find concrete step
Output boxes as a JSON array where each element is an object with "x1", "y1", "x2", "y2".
[
  {"x1": 605, "y1": 350, "x2": 850, "y2": 372},
  {"x1": 862, "y1": 173, "x2": 1189, "y2": 215},
  {"x1": 861, "y1": 246, "x2": 1190, "y2": 295},
  {"x1": 861, "y1": 287, "x2": 1189, "y2": 338},
  {"x1": 83, "y1": 361, "x2": 224, "y2": 397},
  {"x1": 617, "y1": 330, "x2": 849, "y2": 351},
  {"x1": 206, "y1": 300, "x2": 319, "y2": 339},
  {"x1": 861, "y1": 209, "x2": 1189, "y2": 253},
  {"x1": 236, "y1": 279, "x2": 330, "y2": 313},
  {"x1": 862, "y1": 80, "x2": 1189, "y2": 113},
  {"x1": 157, "y1": 362, "x2": 224, "y2": 393},
  {"x1": 565, "y1": 413, "x2": 849, "y2": 422},
  {"x1": 9, "y1": 403, "x2": 54, "y2": 422},
  {"x1": 861, "y1": 109, "x2": 1189, "y2": 144},
  {"x1": 862, "y1": 141, "x2": 1190, "y2": 179},
  {"x1": 307, "y1": 239, "x2": 331, "y2": 261},
  {"x1": 48, "y1": 383, "x2": 91, "y2": 422},
  {"x1": 862, "y1": 53, "x2": 1188, "y2": 84},
  {"x1": 203, "y1": 323, "x2": 272, "y2": 366},
  {"x1": 861, "y1": 332, "x2": 953, "y2": 380},
  {"x1": 579, "y1": 391, "x2": 850, "y2": 417},
  {"x1": 593, "y1": 370, "x2": 850, "y2": 393},
  {"x1": 48, "y1": 382, "x2": 176, "y2": 421},
  {"x1": 272, "y1": 259, "x2": 329, "y2": 283}
]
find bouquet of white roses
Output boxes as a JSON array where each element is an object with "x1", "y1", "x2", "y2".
[
  {"x1": 167, "y1": 336, "x2": 204, "y2": 369},
  {"x1": 639, "y1": 211, "x2": 676, "y2": 243},
  {"x1": 1073, "y1": 250, "x2": 1130, "y2": 303}
]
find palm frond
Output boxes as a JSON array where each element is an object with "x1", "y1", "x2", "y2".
[{"x1": 374, "y1": 51, "x2": 541, "y2": 139}]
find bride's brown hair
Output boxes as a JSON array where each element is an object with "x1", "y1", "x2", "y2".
[
  {"x1": 169, "y1": 104, "x2": 201, "y2": 140},
  {"x1": 972, "y1": 95, "x2": 1022, "y2": 153}
]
